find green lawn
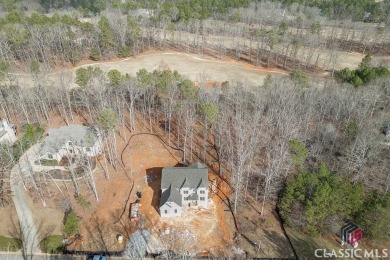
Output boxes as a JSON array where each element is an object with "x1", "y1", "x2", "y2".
[
  {"x1": 0, "y1": 236, "x2": 21, "y2": 251},
  {"x1": 40, "y1": 235, "x2": 64, "y2": 253},
  {"x1": 40, "y1": 159, "x2": 58, "y2": 166}
]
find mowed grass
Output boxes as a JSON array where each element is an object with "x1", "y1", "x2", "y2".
[
  {"x1": 40, "y1": 235, "x2": 64, "y2": 253},
  {"x1": 0, "y1": 236, "x2": 21, "y2": 251}
]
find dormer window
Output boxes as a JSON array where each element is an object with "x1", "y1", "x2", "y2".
[{"x1": 183, "y1": 190, "x2": 188, "y2": 194}]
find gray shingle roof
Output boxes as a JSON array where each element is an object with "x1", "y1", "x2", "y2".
[
  {"x1": 186, "y1": 193, "x2": 198, "y2": 200},
  {"x1": 189, "y1": 162, "x2": 205, "y2": 169},
  {"x1": 161, "y1": 162, "x2": 208, "y2": 190},
  {"x1": 160, "y1": 185, "x2": 182, "y2": 207},
  {"x1": 40, "y1": 124, "x2": 99, "y2": 155},
  {"x1": 160, "y1": 162, "x2": 208, "y2": 207}
]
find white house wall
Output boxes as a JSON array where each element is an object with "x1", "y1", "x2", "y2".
[
  {"x1": 181, "y1": 187, "x2": 208, "y2": 207},
  {"x1": 160, "y1": 202, "x2": 182, "y2": 217},
  {"x1": 197, "y1": 188, "x2": 208, "y2": 207},
  {"x1": 160, "y1": 187, "x2": 209, "y2": 217}
]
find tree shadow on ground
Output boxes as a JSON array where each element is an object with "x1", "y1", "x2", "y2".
[
  {"x1": 83, "y1": 214, "x2": 113, "y2": 253},
  {"x1": 286, "y1": 229, "x2": 325, "y2": 260},
  {"x1": 262, "y1": 230, "x2": 296, "y2": 259},
  {"x1": 146, "y1": 167, "x2": 163, "y2": 213},
  {"x1": 146, "y1": 163, "x2": 185, "y2": 214}
]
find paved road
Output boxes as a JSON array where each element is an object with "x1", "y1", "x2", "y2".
[
  {"x1": 9, "y1": 144, "x2": 66, "y2": 255},
  {"x1": 10, "y1": 150, "x2": 40, "y2": 254}
]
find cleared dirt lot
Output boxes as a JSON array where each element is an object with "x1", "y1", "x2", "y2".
[
  {"x1": 11, "y1": 52, "x2": 287, "y2": 89},
  {"x1": 141, "y1": 165, "x2": 232, "y2": 256},
  {"x1": 9, "y1": 48, "x2": 389, "y2": 90}
]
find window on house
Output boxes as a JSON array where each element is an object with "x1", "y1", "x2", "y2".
[
  {"x1": 86, "y1": 147, "x2": 91, "y2": 152},
  {"x1": 68, "y1": 141, "x2": 73, "y2": 146},
  {"x1": 48, "y1": 154, "x2": 53, "y2": 159},
  {"x1": 174, "y1": 209, "x2": 177, "y2": 213},
  {"x1": 184, "y1": 196, "x2": 189, "y2": 201},
  {"x1": 183, "y1": 190, "x2": 188, "y2": 194},
  {"x1": 200, "y1": 190, "x2": 205, "y2": 194},
  {"x1": 200, "y1": 197, "x2": 205, "y2": 201},
  {"x1": 164, "y1": 210, "x2": 167, "y2": 214}
]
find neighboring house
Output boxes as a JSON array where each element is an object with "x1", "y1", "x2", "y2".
[
  {"x1": 0, "y1": 118, "x2": 16, "y2": 144},
  {"x1": 39, "y1": 124, "x2": 102, "y2": 162},
  {"x1": 159, "y1": 162, "x2": 209, "y2": 217}
]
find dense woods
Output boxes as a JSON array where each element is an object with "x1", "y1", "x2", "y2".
[
  {"x1": 2, "y1": 63, "x2": 390, "y2": 241},
  {"x1": 336, "y1": 54, "x2": 390, "y2": 87},
  {"x1": 0, "y1": 0, "x2": 389, "y2": 246},
  {"x1": 0, "y1": 0, "x2": 388, "y2": 72},
  {"x1": 275, "y1": 0, "x2": 390, "y2": 22}
]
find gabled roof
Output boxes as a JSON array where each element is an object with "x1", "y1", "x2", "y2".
[
  {"x1": 186, "y1": 193, "x2": 198, "y2": 200},
  {"x1": 160, "y1": 185, "x2": 182, "y2": 207},
  {"x1": 161, "y1": 162, "x2": 208, "y2": 190},
  {"x1": 40, "y1": 124, "x2": 99, "y2": 155}
]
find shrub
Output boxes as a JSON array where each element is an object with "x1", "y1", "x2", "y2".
[
  {"x1": 40, "y1": 159, "x2": 58, "y2": 166},
  {"x1": 90, "y1": 47, "x2": 101, "y2": 61},
  {"x1": 198, "y1": 103, "x2": 219, "y2": 125},
  {"x1": 75, "y1": 68, "x2": 90, "y2": 87},
  {"x1": 290, "y1": 69, "x2": 309, "y2": 88},
  {"x1": 179, "y1": 79, "x2": 198, "y2": 100},
  {"x1": 288, "y1": 139, "x2": 308, "y2": 169},
  {"x1": 346, "y1": 121, "x2": 358, "y2": 136},
  {"x1": 75, "y1": 66, "x2": 103, "y2": 87},
  {"x1": 40, "y1": 235, "x2": 64, "y2": 253},
  {"x1": 0, "y1": 236, "x2": 20, "y2": 251},
  {"x1": 63, "y1": 210, "x2": 81, "y2": 236},
  {"x1": 118, "y1": 46, "x2": 131, "y2": 58},
  {"x1": 76, "y1": 196, "x2": 91, "y2": 209},
  {"x1": 107, "y1": 69, "x2": 124, "y2": 87}
]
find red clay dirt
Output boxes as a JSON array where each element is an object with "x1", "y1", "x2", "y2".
[{"x1": 0, "y1": 107, "x2": 234, "y2": 256}]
